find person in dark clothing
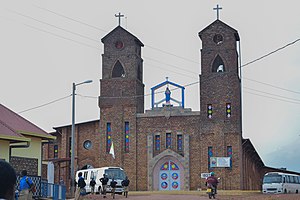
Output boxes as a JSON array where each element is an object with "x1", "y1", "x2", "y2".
[
  {"x1": 206, "y1": 172, "x2": 219, "y2": 194},
  {"x1": 0, "y1": 160, "x2": 17, "y2": 200},
  {"x1": 75, "y1": 172, "x2": 86, "y2": 200},
  {"x1": 121, "y1": 176, "x2": 130, "y2": 198},
  {"x1": 110, "y1": 178, "x2": 117, "y2": 199},
  {"x1": 89, "y1": 177, "x2": 96, "y2": 194},
  {"x1": 99, "y1": 174, "x2": 108, "y2": 198}
]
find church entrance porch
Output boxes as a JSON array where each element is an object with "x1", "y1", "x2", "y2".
[
  {"x1": 159, "y1": 160, "x2": 181, "y2": 190},
  {"x1": 151, "y1": 154, "x2": 185, "y2": 191},
  {"x1": 147, "y1": 135, "x2": 190, "y2": 191}
]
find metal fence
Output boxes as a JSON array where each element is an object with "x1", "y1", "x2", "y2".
[
  {"x1": 41, "y1": 181, "x2": 66, "y2": 200},
  {"x1": 17, "y1": 176, "x2": 66, "y2": 200}
]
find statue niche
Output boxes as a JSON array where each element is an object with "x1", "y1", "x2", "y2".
[
  {"x1": 212, "y1": 55, "x2": 225, "y2": 73},
  {"x1": 112, "y1": 60, "x2": 125, "y2": 78}
]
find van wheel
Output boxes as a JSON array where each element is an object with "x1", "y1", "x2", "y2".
[
  {"x1": 284, "y1": 189, "x2": 287, "y2": 194},
  {"x1": 296, "y1": 190, "x2": 298, "y2": 194}
]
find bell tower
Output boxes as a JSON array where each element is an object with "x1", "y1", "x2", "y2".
[
  {"x1": 199, "y1": 19, "x2": 241, "y2": 127},
  {"x1": 99, "y1": 25, "x2": 144, "y2": 111},
  {"x1": 198, "y1": 19, "x2": 243, "y2": 189},
  {"x1": 98, "y1": 25, "x2": 144, "y2": 186}
]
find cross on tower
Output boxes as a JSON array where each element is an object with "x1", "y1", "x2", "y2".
[
  {"x1": 213, "y1": 4, "x2": 222, "y2": 20},
  {"x1": 115, "y1": 12, "x2": 124, "y2": 26}
]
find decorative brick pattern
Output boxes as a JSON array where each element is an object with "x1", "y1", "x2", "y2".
[{"x1": 10, "y1": 156, "x2": 38, "y2": 176}]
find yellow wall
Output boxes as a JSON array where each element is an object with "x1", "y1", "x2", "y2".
[
  {"x1": 0, "y1": 140, "x2": 10, "y2": 161},
  {"x1": 11, "y1": 137, "x2": 42, "y2": 176}
]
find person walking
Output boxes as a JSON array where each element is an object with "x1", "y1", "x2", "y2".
[
  {"x1": 99, "y1": 174, "x2": 108, "y2": 198},
  {"x1": 75, "y1": 172, "x2": 86, "y2": 200},
  {"x1": 89, "y1": 177, "x2": 96, "y2": 195},
  {"x1": 19, "y1": 170, "x2": 34, "y2": 200},
  {"x1": 110, "y1": 178, "x2": 117, "y2": 199},
  {"x1": 121, "y1": 176, "x2": 130, "y2": 198},
  {"x1": 0, "y1": 160, "x2": 17, "y2": 200}
]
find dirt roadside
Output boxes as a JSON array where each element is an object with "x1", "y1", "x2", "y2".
[{"x1": 79, "y1": 191, "x2": 300, "y2": 200}]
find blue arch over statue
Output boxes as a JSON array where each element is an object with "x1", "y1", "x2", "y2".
[{"x1": 151, "y1": 78, "x2": 185, "y2": 109}]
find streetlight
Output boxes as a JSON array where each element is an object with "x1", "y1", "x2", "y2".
[{"x1": 70, "y1": 80, "x2": 93, "y2": 196}]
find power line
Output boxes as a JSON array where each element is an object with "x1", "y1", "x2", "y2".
[
  {"x1": 9, "y1": 7, "x2": 300, "y2": 85},
  {"x1": 22, "y1": 22, "x2": 100, "y2": 50},
  {"x1": 18, "y1": 95, "x2": 71, "y2": 114},
  {"x1": 7, "y1": 9, "x2": 199, "y2": 77},
  {"x1": 145, "y1": 44, "x2": 199, "y2": 64},
  {"x1": 241, "y1": 39, "x2": 300, "y2": 68},
  {"x1": 144, "y1": 56, "x2": 197, "y2": 75},
  {"x1": 244, "y1": 87, "x2": 300, "y2": 103},
  {"x1": 9, "y1": 6, "x2": 300, "y2": 111},
  {"x1": 244, "y1": 91, "x2": 300, "y2": 105},
  {"x1": 77, "y1": 94, "x2": 98, "y2": 99},
  {"x1": 0, "y1": 14, "x2": 100, "y2": 50},
  {"x1": 9, "y1": 9, "x2": 99, "y2": 43},
  {"x1": 244, "y1": 77, "x2": 300, "y2": 95},
  {"x1": 33, "y1": 5, "x2": 108, "y2": 33},
  {"x1": 146, "y1": 63, "x2": 198, "y2": 80},
  {"x1": 33, "y1": 5, "x2": 200, "y2": 65}
]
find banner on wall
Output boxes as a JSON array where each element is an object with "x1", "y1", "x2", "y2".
[{"x1": 210, "y1": 157, "x2": 231, "y2": 168}]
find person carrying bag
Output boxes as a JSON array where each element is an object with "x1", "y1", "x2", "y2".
[{"x1": 19, "y1": 170, "x2": 34, "y2": 200}]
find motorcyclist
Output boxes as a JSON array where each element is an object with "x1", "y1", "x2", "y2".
[{"x1": 206, "y1": 172, "x2": 219, "y2": 194}]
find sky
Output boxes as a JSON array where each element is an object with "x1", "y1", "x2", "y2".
[{"x1": 1, "y1": 1, "x2": 300, "y2": 173}]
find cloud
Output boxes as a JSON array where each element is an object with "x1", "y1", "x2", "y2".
[{"x1": 264, "y1": 138, "x2": 300, "y2": 172}]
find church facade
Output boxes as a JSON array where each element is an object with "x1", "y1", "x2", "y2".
[{"x1": 43, "y1": 18, "x2": 270, "y2": 192}]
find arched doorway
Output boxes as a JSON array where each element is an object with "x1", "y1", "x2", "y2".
[{"x1": 159, "y1": 160, "x2": 181, "y2": 190}]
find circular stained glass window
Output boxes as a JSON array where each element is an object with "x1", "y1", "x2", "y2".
[
  {"x1": 115, "y1": 41, "x2": 124, "y2": 49},
  {"x1": 83, "y1": 140, "x2": 92, "y2": 150},
  {"x1": 213, "y1": 34, "x2": 223, "y2": 44}
]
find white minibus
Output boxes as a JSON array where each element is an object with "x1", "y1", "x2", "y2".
[
  {"x1": 262, "y1": 172, "x2": 300, "y2": 194},
  {"x1": 75, "y1": 166, "x2": 126, "y2": 194}
]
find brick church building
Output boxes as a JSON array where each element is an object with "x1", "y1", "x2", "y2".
[{"x1": 43, "y1": 18, "x2": 283, "y2": 192}]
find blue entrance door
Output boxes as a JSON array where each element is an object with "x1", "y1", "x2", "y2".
[{"x1": 159, "y1": 160, "x2": 180, "y2": 190}]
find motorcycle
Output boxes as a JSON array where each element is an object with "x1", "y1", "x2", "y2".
[{"x1": 206, "y1": 183, "x2": 216, "y2": 199}]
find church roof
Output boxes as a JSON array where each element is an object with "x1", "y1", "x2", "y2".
[
  {"x1": 53, "y1": 119, "x2": 99, "y2": 130},
  {"x1": 0, "y1": 104, "x2": 55, "y2": 140},
  {"x1": 198, "y1": 19, "x2": 240, "y2": 41},
  {"x1": 101, "y1": 25, "x2": 144, "y2": 46},
  {"x1": 242, "y1": 138, "x2": 264, "y2": 166}
]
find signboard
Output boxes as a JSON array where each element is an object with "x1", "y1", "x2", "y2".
[
  {"x1": 200, "y1": 173, "x2": 211, "y2": 179},
  {"x1": 210, "y1": 157, "x2": 231, "y2": 168}
]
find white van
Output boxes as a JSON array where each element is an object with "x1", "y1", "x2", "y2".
[{"x1": 75, "y1": 167, "x2": 126, "y2": 194}]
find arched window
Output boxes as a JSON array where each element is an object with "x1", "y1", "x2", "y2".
[
  {"x1": 112, "y1": 60, "x2": 125, "y2": 78},
  {"x1": 212, "y1": 55, "x2": 225, "y2": 73}
]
